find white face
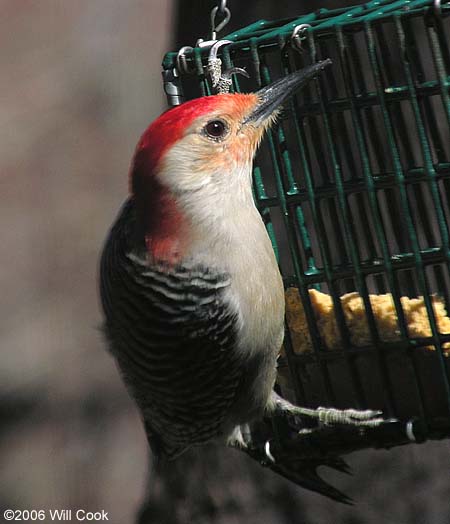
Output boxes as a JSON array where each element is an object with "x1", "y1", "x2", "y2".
[{"x1": 155, "y1": 93, "x2": 276, "y2": 197}]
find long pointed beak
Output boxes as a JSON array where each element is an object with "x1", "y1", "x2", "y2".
[{"x1": 244, "y1": 59, "x2": 332, "y2": 126}]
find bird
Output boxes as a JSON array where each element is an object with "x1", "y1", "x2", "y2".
[{"x1": 99, "y1": 59, "x2": 384, "y2": 503}]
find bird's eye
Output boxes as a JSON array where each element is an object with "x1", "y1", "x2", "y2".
[{"x1": 204, "y1": 119, "x2": 228, "y2": 140}]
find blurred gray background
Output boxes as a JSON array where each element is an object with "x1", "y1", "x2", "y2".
[
  {"x1": 1, "y1": 2, "x2": 171, "y2": 522},
  {"x1": 1, "y1": 1, "x2": 449, "y2": 523}
]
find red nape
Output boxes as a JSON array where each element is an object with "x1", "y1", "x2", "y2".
[
  {"x1": 128, "y1": 95, "x2": 228, "y2": 264},
  {"x1": 131, "y1": 148, "x2": 188, "y2": 265}
]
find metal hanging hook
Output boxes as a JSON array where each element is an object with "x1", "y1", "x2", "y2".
[
  {"x1": 169, "y1": 0, "x2": 234, "y2": 102},
  {"x1": 211, "y1": 1, "x2": 231, "y2": 41},
  {"x1": 217, "y1": 0, "x2": 227, "y2": 15},
  {"x1": 209, "y1": 39, "x2": 232, "y2": 61},
  {"x1": 208, "y1": 40, "x2": 249, "y2": 94}
]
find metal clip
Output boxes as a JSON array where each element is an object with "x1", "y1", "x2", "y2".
[
  {"x1": 162, "y1": 67, "x2": 184, "y2": 107},
  {"x1": 292, "y1": 24, "x2": 312, "y2": 52},
  {"x1": 176, "y1": 46, "x2": 194, "y2": 75}
]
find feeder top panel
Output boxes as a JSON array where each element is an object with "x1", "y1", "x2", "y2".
[{"x1": 163, "y1": 0, "x2": 450, "y2": 70}]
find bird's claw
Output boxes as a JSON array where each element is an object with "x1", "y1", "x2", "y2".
[
  {"x1": 207, "y1": 40, "x2": 249, "y2": 94},
  {"x1": 290, "y1": 406, "x2": 385, "y2": 430},
  {"x1": 270, "y1": 391, "x2": 385, "y2": 430},
  {"x1": 263, "y1": 440, "x2": 276, "y2": 464},
  {"x1": 314, "y1": 407, "x2": 384, "y2": 428}
]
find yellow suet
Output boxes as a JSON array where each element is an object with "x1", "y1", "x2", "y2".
[{"x1": 285, "y1": 288, "x2": 450, "y2": 355}]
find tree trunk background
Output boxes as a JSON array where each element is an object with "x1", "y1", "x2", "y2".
[{"x1": 137, "y1": 2, "x2": 450, "y2": 523}]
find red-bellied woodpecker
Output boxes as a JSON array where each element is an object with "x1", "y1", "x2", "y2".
[{"x1": 100, "y1": 60, "x2": 384, "y2": 503}]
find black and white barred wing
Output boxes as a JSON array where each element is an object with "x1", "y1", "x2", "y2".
[{"x1": 100, "y1": 204, "x2": 242, "y2": 458}]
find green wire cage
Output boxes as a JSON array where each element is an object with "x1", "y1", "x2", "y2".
[{"x1": 162, "y1": 0, "x2": 450, "y2": 455}]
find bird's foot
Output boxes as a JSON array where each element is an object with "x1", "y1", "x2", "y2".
[
  {"x1": 270, "y1": 391, "x2": 384, "y2": 430},
  {"x1": 208, "y1": 41, "x2": 249, "y2": 94},
  {"x1": 228, "y1": 417, "x2": 354, "y2": 504},
  {"x1": 292, "y1": 406, "x2": 384, "y2": 428}
]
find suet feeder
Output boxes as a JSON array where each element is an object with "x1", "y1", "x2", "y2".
[{"x1": 162, "y1": 0, "x2": 450, "y2": 456}]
